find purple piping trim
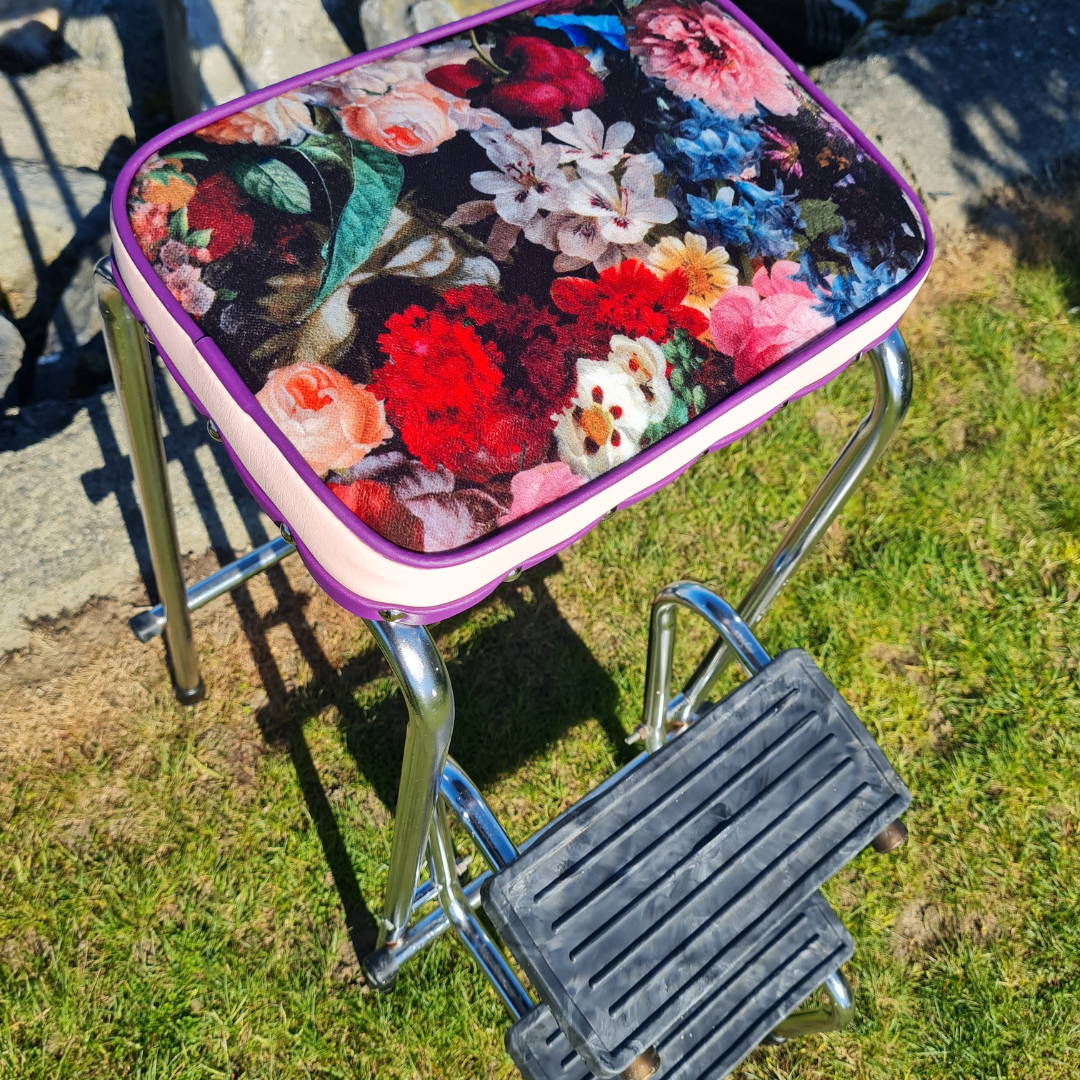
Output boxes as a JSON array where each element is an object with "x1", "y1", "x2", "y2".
[{"x1": 110, "y1": 0, "x2": 935, "y2": 578}]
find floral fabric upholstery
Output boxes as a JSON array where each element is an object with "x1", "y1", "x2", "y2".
[{"x1": 127, "y1": 0, "x2": 925, "y2": 554}]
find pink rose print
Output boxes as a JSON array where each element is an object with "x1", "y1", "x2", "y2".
[
  {"x1": 155, "y1": 239, "x2": 216, "y2": 318},
  {"x1": 709, "y1": 260, "x2": 834, "y2": 384},
  {"x1": 196, "y1": 93, "x2": 316, "y2": 146},
  {"x1": 130, "y1": 201, "x2": 169, "y2": 260},
  {"x1": 627, "y1": 0, "x2": 799, "y2": 119},
  {"x1": 329, "y1": 452, "x2": 505, "y2": 553},
  {"x1": 339, "y1": 81, "x2": 460, "y2": 156},
  {"x1": 497, "y1": 462, "x2": 586, "y2": 526},
  {"x1": 257, "y1": 363, "x2": 392, "y2": 476}
]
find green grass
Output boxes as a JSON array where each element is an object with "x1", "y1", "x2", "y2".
[{"x1": 3, "y1": 250, "x2": 1080, "y2": 1079}]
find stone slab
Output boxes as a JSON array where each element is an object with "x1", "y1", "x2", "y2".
[
  {"x1": 0, "y1": 314, "x2": 24, "y2": 399},
  {"x1": 158, "y1": 0, "x2": 355, "y2": 117},
  {"x1": 814, "y1": 0, "x2": 1080, "y2": 234},
  {"x1": 0, "y1": 161, "x2": 107, "y2": 319},
  {"x1": 0, "y1": 362, "x2": 274, "y2": 653}
]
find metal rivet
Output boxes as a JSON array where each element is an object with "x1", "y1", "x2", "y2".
[
  {"x1": 602, "y1": 507, "x2": 618, "y2": 519},
  {"x1": 379, "y1": 609, "x2": 406, "y2": 623},
  {"x1": 505, "y1": 566, "x2": 523, "y2": 582},
  {"x1": 206, "y1": 419, "x2": 222, "y2": 442},
  {"x1": 278, "y1": 521, "x2": 295, "y2": 545}
]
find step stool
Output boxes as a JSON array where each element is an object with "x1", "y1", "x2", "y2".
[{"x1": 93, "y1": 0, "x2": 931, "y2": 1074}]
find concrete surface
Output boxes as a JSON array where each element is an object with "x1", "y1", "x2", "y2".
[{"x1": 158, "y1": 0, "x2": 361, "y2": 118}]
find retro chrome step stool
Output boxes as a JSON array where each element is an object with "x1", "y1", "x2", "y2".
[{"x1": 95, "y1": 1, "x2": 931, "y2": 1075}]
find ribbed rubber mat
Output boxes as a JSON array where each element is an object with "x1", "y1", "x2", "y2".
[
  {"x1": 506, "y1": 894, "x2": 853, "y2": 1080},
  {"x1": 483, "y1": 649, "x2": 908, "y2": 1077}
]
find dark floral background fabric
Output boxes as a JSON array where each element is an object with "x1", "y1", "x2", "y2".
[{"x1": 127, "y1": 0, "x2": 925, "y2": 554}]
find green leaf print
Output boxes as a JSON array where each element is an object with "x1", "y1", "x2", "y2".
[
  {"x1": 307, "y1": 140, "x2": 404, "y2": 315},
  {"x1": 232, "y1": 158, "x2": 312, "y2": 215}
]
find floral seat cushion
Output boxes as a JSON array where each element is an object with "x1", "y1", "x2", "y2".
[{"x1": 113, "y1": 0, "x2": 930, "y2": 620}]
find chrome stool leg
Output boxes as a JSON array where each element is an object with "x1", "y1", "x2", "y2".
[
  {"x1": 428, "y1": 801, "x2": 533, "y2": 1019},
  {"x1": 94, "y1": 256, "x2": 203, "y2": 704},
  {"x1": 363, "y1": 619, "x2": 455, "y2": 967},
  {"x1": 668, "y1": 329, "x2": 914, "y2": 727}
]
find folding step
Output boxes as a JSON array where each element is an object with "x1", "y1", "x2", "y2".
[
  {"x1": 506, "y1": 893, "x2": 853, "y2": 1080},
  {"x1": 482, "y1": 649, "x2": 909, "y2": 1078}
]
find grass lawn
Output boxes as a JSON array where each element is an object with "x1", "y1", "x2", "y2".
[{"x1": 2, "y1": 234, "x2": 1080, "y2": 1079}]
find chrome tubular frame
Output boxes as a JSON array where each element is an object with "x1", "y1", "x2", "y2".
[
  {"x1": 364, "y1": 619, "x2": 455, "y2": 951},
  {"x1": 440, "y1": 756, "x2": 519, "y2": 871},
  {"x1": 428, "y1": 803, "x2": 534, "y2": 1020},
  {"x1": 771, "y1": 969, "x2": 855, "y2": 1040},
  {"x1": 640, "y1": 582, "x2": 772, "y2": 752},
  {"x1": 94, "y1": 257, "x2": 203, "y2": 704},
  {"x1": 101, "y1": 252, "x2": 906, "y2": 1043},
  {"x1": 129, "y1": 535, "x2": 295, "y2": 642},
  {"x1": 667, "y1": 331, "x2": 913, "y2": 728}
]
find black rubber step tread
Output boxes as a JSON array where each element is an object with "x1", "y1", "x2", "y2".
[
  {"x1": 483, "y1": 649, "x2": 908, "y2": 1077},
  {"x1": 506, "y1": 893, "x2": 853, "y2": 1080}
]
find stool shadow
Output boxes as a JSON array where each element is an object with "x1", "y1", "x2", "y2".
[
  {"x1": 234, "y1": 555, "x2": 627, "y2": 958},
  {"x1": 332, "y1": 556, "x2": 631, "y2": 815},
  {"x1": 231, "y1": 563, "x2": 382, "y2": 957}
]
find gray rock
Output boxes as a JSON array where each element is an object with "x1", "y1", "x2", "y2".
[
  {"x1": 0, "y1": 56, "x2": 133, "y2": 171},
  {"x1": 43, "y1": 245, "x2": 105, "y2": 354},
  {"x1": 0, "y1": 16, "x2": 61, "y2": 72},
  {"x1": 157, "y1": 0, "x2": 354, "y2": 118},
  {"x1": 814, "y1": 0, "x2": 1080, "y2": 235},
  {"x1": 0, "y1": 313, "x2": 25, "y2": 400},
  {"x1": 361, "y1": 0, "x2": 501, "y2": 49},
  {"x1": 0, "y1": 162, "x2": 107, "y2": 319}
]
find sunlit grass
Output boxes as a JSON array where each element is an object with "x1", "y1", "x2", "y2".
[{"x1": 2, "y1": 249, "x2": 1080, "y2": 1078}]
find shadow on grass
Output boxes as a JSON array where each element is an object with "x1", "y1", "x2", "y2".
[{"x1": 230, "y1": 554, "x2": 624, "y2": 956}]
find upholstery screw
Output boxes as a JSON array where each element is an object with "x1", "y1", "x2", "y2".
[
  {"x1": 206, "y1": 419, "x2": 222, "y2": 442},
  {"x1": 379, "y1": 609, "x2": 407, "y2": 623},
  {"x1": 279, "y1": 521, "x2": 295, "y2": 545},
  {"x1": 505, "y1": 566, "x2": 523, "y2": 582}
]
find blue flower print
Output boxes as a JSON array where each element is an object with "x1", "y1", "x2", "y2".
[
  {"x1": 672, "y1": 99, "x2": 762, "y2": 182},
  {"x1": 687, "y1": 185, "x2": 752, "y2": 247},
  {"x1": 535, "y1": 14, "x2": 628, "y2": 50},
  {"x1": 736, "y1": 178, "x2": 802, "y2": 259}
]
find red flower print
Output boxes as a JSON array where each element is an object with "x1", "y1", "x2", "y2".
[
  {"x1": 185, "y1": 174, "x2": 254, "y2": 260},
  {"x1": 427, "y1": 35, "x2": 603, "y2": 127},
  {"x1": 130, "y1": 201, "x2": 170, "y2": 260},
  {"x1": 550, "y1": 259, "x2": 709, "y2": 343},
  {"x1": 442, "y1": 286, "x2": 587, "y2": 413},
  {"x1": 372, "y1": 307, "x2": 549, "y2": 482}
]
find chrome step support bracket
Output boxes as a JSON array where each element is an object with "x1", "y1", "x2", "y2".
[
  {"x1": 669, "y1": 329, "x2": 913, "y2": 729},
  {"x1": 770, "y1": 969, "x2": 855, "y2": 1041},
  {"x1": 638, "y1": 581, "x2": 772, "y2": 753}
]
